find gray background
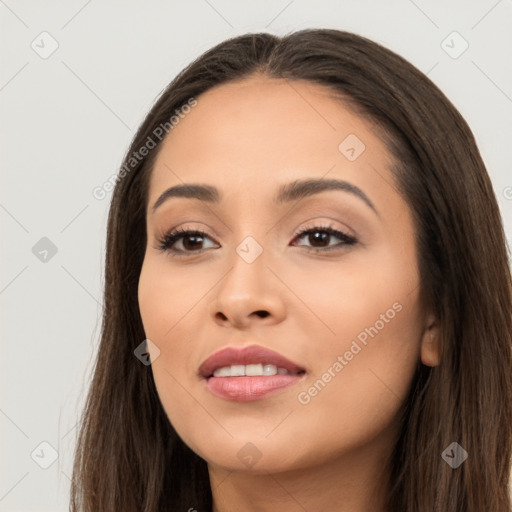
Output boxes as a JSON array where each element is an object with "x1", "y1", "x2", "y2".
[{"x1": 1, "y1": 0, "x2": 511, "y2": 510}]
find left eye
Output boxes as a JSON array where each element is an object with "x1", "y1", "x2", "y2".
[
  {"x1": 291, "y1": 226, "x2": 357, "y2": 251},
  {"x1": 156, "y1": 225, "x2": 357, "y2": 256}
]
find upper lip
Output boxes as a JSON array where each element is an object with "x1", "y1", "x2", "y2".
[{"x1": 198, "y1": 344, "x2": 306, "y2": 379}]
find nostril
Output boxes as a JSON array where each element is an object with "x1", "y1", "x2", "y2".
[{"x1": 255, "y1": 311, "x2": 269, "y2": 318}]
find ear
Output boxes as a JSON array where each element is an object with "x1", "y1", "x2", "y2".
[{"x1": 420, "y1": 313, "x2": 442, "y2": 367}]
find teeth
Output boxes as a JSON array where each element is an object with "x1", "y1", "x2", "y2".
[
  {"x1": 262, "y1": 364, "x2": 277, "y2": 376},
  {"x1": 231, "y1": 364, "x2": 245, "y2": 376},
  {"x1": 212, "y1": 364, "x2": 293, "y2": 377},
  {"x1": 212, "y1": 366, "x2": 232, "y2": 377},
  {"x1": 247, "y1": 364, "x2": 264, "y2": 376}
]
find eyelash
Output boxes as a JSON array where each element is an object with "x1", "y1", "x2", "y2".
[{"x1": 156, "y1": 224, "x2": 357, "y2": 258}]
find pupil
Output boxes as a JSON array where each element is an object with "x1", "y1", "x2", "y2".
[
  {"x1": 184, "y1": 234, "x2": 203, "y2": 250},
  {"x1": 310, "y1": 231, "x2": 328, "y2": 247}
]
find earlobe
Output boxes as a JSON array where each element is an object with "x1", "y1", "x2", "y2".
[{"x1": 420, "y1": 316, "x2": 442, "y2": 367}]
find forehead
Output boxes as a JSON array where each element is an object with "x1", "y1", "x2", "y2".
[{"x1": 148, "y1": 76, "x2": 397, "y2": 211}]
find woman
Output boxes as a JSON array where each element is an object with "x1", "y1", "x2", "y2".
[{"x1": 70, "y1": 29, "x2": 512, "y2": 511}]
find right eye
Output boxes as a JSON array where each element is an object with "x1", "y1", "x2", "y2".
[{"x1": 156, "y1": 227, "x2": 219, "y2": 256}]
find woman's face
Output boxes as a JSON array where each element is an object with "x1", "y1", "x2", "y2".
[{"x1": 138, "y1": 76, "x2": 438, "y2": 474}]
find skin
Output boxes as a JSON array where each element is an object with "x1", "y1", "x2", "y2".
[{"x1": 138, "y1": 75, "x2": 441, "y2": 512}]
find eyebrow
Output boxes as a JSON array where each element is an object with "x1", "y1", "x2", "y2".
[{"x1": 151, "y1": 178, "x2": 378, "y2": 215}]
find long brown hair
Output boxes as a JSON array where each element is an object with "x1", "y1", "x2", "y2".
[{"x1": 70, "y1": 29, "x2": 512, "y2": 511}]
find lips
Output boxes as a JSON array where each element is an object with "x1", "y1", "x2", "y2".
[
  {"x1": 198, "y1": 344, "x2": 306, "y2": 379},
  {"x1": 199, "y1": 345, "x2": 307, "y2": 402}
]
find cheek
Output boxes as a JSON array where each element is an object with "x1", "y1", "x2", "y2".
[
  {"x1": 291, "y1": 237, "x2": 419, "y2": 354},
  {"x1": 291, "y1": 246, "x2": 421, "y2": 420},
  {"x1": 137, "y1": 256, "x2": 210, "y2": 441},
  {"x1": 138, "y1": 260, "x2": 197, "y2": 376},
  {"x1": 138, "y1": 255, "x2": 199, "y2": 341},
  {"x1": 138, "y1": 257, "x2": 169, "y2": 337},
  {"x1": 288, "y1": 297, "x2": 421, "y2": 470}
]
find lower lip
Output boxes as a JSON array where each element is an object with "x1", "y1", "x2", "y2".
[{"x1": 205, "y1": 374, "x2": 304, "y2": 401}]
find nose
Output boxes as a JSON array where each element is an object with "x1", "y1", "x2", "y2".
[{"x1": 209, "y1": 248, "x2": 286, "y2": 330}]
